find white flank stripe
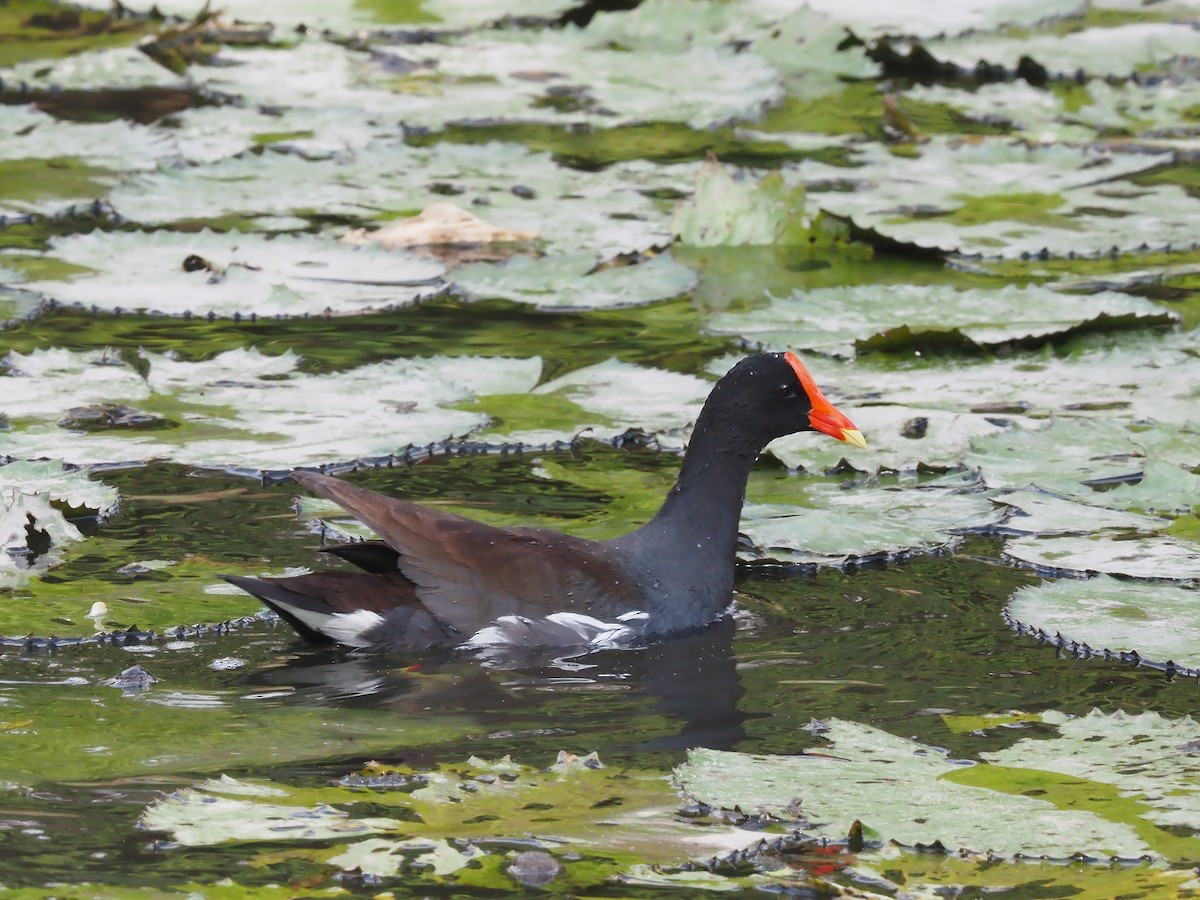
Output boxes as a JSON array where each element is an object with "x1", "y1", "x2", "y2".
[
  {"x1": 462, "y1": 611, "x2": 646, "y2": 650},
  {"x1": 284, "y1": 606, "x2": 384, "y2": 649}
]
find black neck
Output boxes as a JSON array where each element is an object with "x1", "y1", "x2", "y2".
[{"x1": 646, "y1": 415, "x2": 763, "y2": 557}]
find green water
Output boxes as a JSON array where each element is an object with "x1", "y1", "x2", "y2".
[{"x1": 0, "y1": 453, "x2": 1191, "y2": 895}]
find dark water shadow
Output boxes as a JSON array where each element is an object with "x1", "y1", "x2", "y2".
[{"x1": 238, "y1": 616, "x2": 747, "y2": 754}]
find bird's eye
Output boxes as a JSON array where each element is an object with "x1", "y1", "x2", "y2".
[{"x1": 776, "y1": 383, "x2": 798, "y2": 400}]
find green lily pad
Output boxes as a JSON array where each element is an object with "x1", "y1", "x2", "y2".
[
  {"x1": 983, "y1": 708, "x2": 1200, "y2": 836},
  {"x1": 677, "y1": 710, "x2": 1200, "y2": 860},
  {"x1": 26, "y1": 229, "x2": 445, "y2": 318},
  {"x1": 106, "y1": 139, "x2": 695, "y2": 256},
  {"x1": 454, "y1": 251, "x2": 696, "y2": 309},
  {"x1": 928, "y1": 22, "x2": 1200, "y2": 78},
  {"x1": 2, "y1": 347, "x2": 541, "y2": 471},
  {"x1": 740, "y1": 474, "x2": 999, "y2": 563},
  {"x1": 992, "y1": 489, "x2": 1170, "y2": 536},
  {"x1": 707, "y1": 283, "x2": 1171, "y2": 358},
  {"x1": 1007, "y1": 575, "x2": 1200, "y2": 669},
  {"x1": 0, "y1": 459, "x2": 118, "y2": 589},
  {"x1": 1004, "y1": 532, "x2": 1200, "y2": 580},
  {"x1": 140, "y1": 753, "x2": 708, "y2": 863},
  {"x1": 474, "y1": 357, "x2": 712, "y2": 446},
  {"x1": 795, "y1": 137, "x2": 1200, "y2": 257},
  {"x1": 673, "y1": 158, "x2": 809, "y2": 247}
]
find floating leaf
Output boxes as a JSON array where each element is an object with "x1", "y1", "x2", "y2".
[
  {"x1": 672, "y1": 158, "x2": 809, "y2": 247},
  {"x1": 794, "y1": 137, "x2": 1200, "y2": 257},
  {"x1": 107, "y1": 140, "x2": 695, "y2": 257},
  {"x1": 740, "y1": 474, "x2": 999, "y2": 563},
  {"x1": 454, "y1": 252, "x2": 696, "y2": 309},
  {"x1": 678, "y1": 711, "x2": 1200, "y2": 859},
  {"x1": 1007, "y1": 575, "x2": 1200, "y2": 670},
  {"x1": 2, "y1": 348, "x2": 542, "y2": 472},
  {"x1": 929, "y1": 22, "x2": 1200, "y2": 78},
  {"x1": 26, "y1": 230, "x2": 445, "y2": 318},
  {"x1": 708, "y1": 283, "x2": 1171, "y2": 358},
  {"x1": 1004, "y1": 532, "x2": 1200, "y2": 580}
]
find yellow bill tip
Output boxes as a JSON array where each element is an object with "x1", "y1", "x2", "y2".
[{"x1": 841, "y1": 428, "x2": 867, "y2": 449}]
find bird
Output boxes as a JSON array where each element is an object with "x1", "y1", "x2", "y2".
[{"x1": 223, "y1": 352, "x2": 865, "y2": 653}]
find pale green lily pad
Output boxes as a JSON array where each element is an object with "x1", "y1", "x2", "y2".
[
  {"x1": 472, "y1": 358, "x2": 712, "y2": 446},
  {"x1": 26, "y1": 230, "x2": 445, "y2": 318},
  {"x1": 516, "y1": 358, "x2": 712, "y2": 443},
  {"x1": 707, "y1": 283, "x2": 1171, "y2": 358},
  {"x1": 740, "y1": 476, "x2": 999, "y2": 564},
  {"x1": 619, "y1": 866, "x2": 742, "y2": 891},
  {"x1": 984, "y1": 709, "x2": 1200, "y2": 833},
  {"x1": 166, "y1": 103, "x2": 395, "y2": 165},
  {"x1": 750, "y1": 5, "x2": 879, "y2": 91},
  {"x1": 2, "y1": 45, "x2": 185, "y2": 92},
  {"x1": 792, "y1": 137, "x2": 1200, "y2": 257},
  {"x1": 328, "y1": 837, "x2": 475, "y2": 877},
  {"x1": 1100, "y1": 458, "x2": 1200, "y2": 516},
  {"x1": 0, "y1": 105, "x2": 176, "y2": 174},
  {"x1": 68, "y1": 0, "x2": 573, "y2": 30},
  {"x1": 0, "y1": 460, "x2": 119, "y2": 589},
  {"x1": 908, "y1": 78, "x2": 1200, "y2": 145},
  {"x1": 362, "y1": 27, "x2": 784, "y2": 131},
  {"x1": 108, "y1": 139, "x2": 695, "y2": 257},
  {"x1": 139, "y1": 754, "x2": 724, "y2": 863},
  {"x1": 454, "y1": 252, "x2": 696, "y2": 309},
  {"x1": 929, "y1": 22, "x2": 1200, "y2": 78},
  {"x1": 0, "y1": 286, "x2": 44, "y2": 326},
  {"x1": 673, "y1": 159, "x2": 808, "y2": 247},
  {"x1": 798, "y1": 0, "x2": 1083, "y2": 38},
  {"x1": 992, "y1": 489, "x2": 1170, "y2": 536},
  {"x1": 748, "y1": 333, "x2": 1200, "y2": 475},
  {"x1": 846, "y1": 854, "x2": 1198, "y2": 898},
  {"x1": 1007, "y1": 575, "x2": 1200, "y2": 669},
  {"x1": 2, "y1": 348, "x2": 541, "y2": 472},
  {"x1": 677, "y1": 711, "x2": 1200, "y2": 859},
  {"x1": 968, "y1": 419, "x2": 1200, "y2": 500},
  {"x1": 1004, "y1": 532, "x2": 1200, "y2": 580},
  {"x1": 141, "y1": 784, "x2": 401, "y2": 844}
]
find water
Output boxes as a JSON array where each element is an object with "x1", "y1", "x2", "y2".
[{"x1": 0, "y1": 452, "x2": 1191, "y2": 895}]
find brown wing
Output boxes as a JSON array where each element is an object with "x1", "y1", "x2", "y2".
[
  {"x1": 221, "y1": 571, "x2": 452, "y2": 649},
  {"x1": 292, "y1": 470, "x2": 642, "y2": 634}
]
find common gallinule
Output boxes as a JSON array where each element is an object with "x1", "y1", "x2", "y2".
[{"x1": 223, "y1": 352, "x2": 864, "y2": 651}]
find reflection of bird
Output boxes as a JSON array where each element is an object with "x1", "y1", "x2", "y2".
[{"x1": 224, "y1": 352, "x2": 864, "y2": 652}]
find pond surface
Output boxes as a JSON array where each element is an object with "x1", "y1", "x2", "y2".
[
  {"x1": 2, "y1": 0, "x2": 1199, "y2": 895},
  {"x1": 0, "y1": 452, "x2": 1194, "y2": 896}
]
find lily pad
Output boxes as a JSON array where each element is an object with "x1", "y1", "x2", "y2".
[
  {"x1": 677, "y1": 710, "x2": 1200, "y2": 859},
  {"x1": 991, "y1": 489, "x2": 1170, "y2": 536},
  {"x1": 0, "y1": 459, "x2": 118, "y2": 588},
  {"x1": 739, "y1": 474, "x2": 1000, "y2": 564},
  {"x1": 140, "y1": 753, "x2": 713, "y2": 863},
  {"x1": 2, "y1": 347, "x2": 542, "y2": 472},
  {"x1": 929, "y1": 22, "x2": 1200, "y2": 79},
  {"x1": 362, "y1": 26, "x2": 784, "y2": 131},
  {"x1": 454, "y1": 252, "x2": 697, "y2": 310},
  {"x1": 707, "y1": 283, "x2": 1172, "y2": 358},
  {"x1": 672, "y1": 158, "x2": 808, "y2": 247},
  {"x1": 1004, "y1": 532, "x2": 1200, "y2": 580},
  {"x1": 1007, "y1": 575, "x2": 1200, "y2": 670},
  {"x1": 106, "y1": 139, "x2": 696, "y2": 257},
  {"x1": 792, "y1": 137, "x2": 1200, "y2": 258},
  {"x1": 25, "y1": 230, "x2": 446, "y2": 318}
]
